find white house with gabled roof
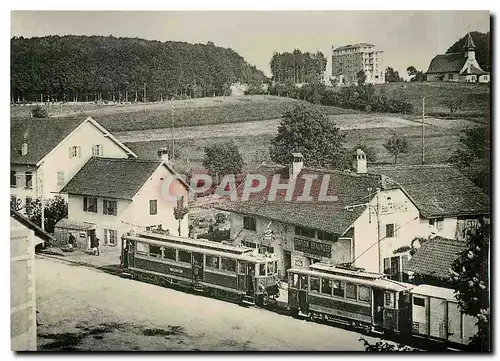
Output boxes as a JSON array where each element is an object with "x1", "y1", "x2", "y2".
[{"x1": 10, "y1": 116, "x2": 137, "y2": 213}]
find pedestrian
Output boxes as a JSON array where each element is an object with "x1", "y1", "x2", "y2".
[
  {"x1": 93, "y1": 238, "x2": 100, "y2": 256},
  {"x1": 68, "y1": 233, "x2": 77, "y2": 248}
]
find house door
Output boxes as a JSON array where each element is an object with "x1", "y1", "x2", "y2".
[
  {"x1": 283, "y1": 250, "x2": 292, "y2": 280},
  {"x1": 87, "y1": 229, "x2": 96, "y2": 249},
  {"x1": 192, "y1": 253, "x2": 204, "y2": 283}
]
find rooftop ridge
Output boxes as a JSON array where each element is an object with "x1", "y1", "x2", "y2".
[{"x1": 90, "y1": 156, "x2": 161, "y2": 164}]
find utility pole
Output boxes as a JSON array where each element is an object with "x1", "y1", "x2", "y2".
[
  {"x1": 421, "y1": 96, "x2": 425, "y2": 165},
  {"x1": 171, "y1": 105, "x2": 175, "y2": 161},
  {"x1": 143, "y1": 83, "x2": 146, "y2": 103},
  {"x1": 376, "y1": 188, "x2": 382, "y2": 274},
  {"x1": 40, "y1": 173, "x2": 45, "y2": 231}
]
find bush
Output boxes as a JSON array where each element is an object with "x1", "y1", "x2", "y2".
[{"x1": 31, "y1": 105, "x2": 48, "y2": 118}]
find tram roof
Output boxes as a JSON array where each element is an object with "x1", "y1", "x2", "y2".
[
  {"x1": 288, "y1": 267, "x2": 414, "y2": 292},
  {"x1": 309, "y1": 263, "x2": 383, "y2": 280}
]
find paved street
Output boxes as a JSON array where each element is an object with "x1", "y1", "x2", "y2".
[{"x1": 36, "y1": 257, "x2": 382, "y2": 351}]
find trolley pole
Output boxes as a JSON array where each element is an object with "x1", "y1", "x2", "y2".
[{"x1": 376, "y1": 188, "x2": 382, "y2": 274}]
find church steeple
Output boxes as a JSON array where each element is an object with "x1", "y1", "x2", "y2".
[{"x1": 464, "y1": 32, "x2": 476, "y2": 61}]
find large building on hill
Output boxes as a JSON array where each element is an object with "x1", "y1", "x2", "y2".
[
  {"x1": 331, "y1": 43, "x2": 385, "y2": 85},
  {"x1": 426, "y1": 32, "x2": 490, "y2": 83}
]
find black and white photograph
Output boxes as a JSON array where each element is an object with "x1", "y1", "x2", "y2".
[{"x1": 8, "y1": 9, "x2": 491, "y2": 352}]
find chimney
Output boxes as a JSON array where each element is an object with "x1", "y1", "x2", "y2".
[
  {"x1": 289, "y1": 152, "x2": 304, "y2": 180},
  {"x1": 21, "y1": 142, "x2": 28, "y2": 156},
  {"x1": 354, "y1": 149, "x2": 367, "y2": 174},
  {"x1": 157, "y1": 147, "x2": 170, "y2": 164}
]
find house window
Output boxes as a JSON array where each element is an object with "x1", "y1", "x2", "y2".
[
  {"x1": 83, "y1": 197, "x2": 97, "y2": 213},
  {"x1": 243, "y1": 216, "x2": 256, "y2": 231},
  {"x1": 149, "y1": 244, "x2": 162, "y2": 258},
  {"x1": 178, "y1": 250, "x2": 191, "y2": 263},
  {"x1": 384, "y1": 255, "x2": 408, "y2": 281},
  {"x1": 57, "y1": 171, "x2": 65, "y2": 186},
  {"x1": 307, "y1": 257, "x2": 320, "y2": 266},
  {"x1": 413, "y1": 297, "x2": 425, "y2": 307},
  {"x1": 295, "y1": 226, "x2": 315, "y2": 238},
  {"x1": 385, "y1": 224, "x2": 395, "y2": 238},
  {"x1": 69, "y1": 146, "x2": 81, "y2": 158},
  {"x1": 163, "y1": 247, "x2": 176, "y2": 261},
  {"x1": 448, "y1": 74, "x2": 453, "y2": 80},
  {"x1": 103, "y1": 199, "x2": 117, "y2": 216},
  {"x1": 346, "y1": 283, "x2": 357, "y2": 300},
  {"x1": 333, "y1": 280, "x2": 345, "y2": 297},
  {"x1": 259, "y1": 263, "x2": 266, "y2": 276},
  {"x1": 149, "y1": 200, "x2": 158, "y2": 215},
  {"x1": 221, "y1": 257, "x2": 236, "y2": 272},
  {"x1": 10, "y1": 171, "x2": 16, "y2": 187},
  {"x1": 92, "y1": 144, "x2": 102, "y2": 156},
  {"x1": 317, "y1": 230, "x2": 336, "y2": 242},
  {"x1": 25, "y1": 172, "x2": 32, "y2": 189},
  {"x1": 206, "y1": 255, "x2": 220, "y2": 269},
  {"x1": 104, "y1": 229, "x2": 117, "y2": 246},
  {"x1": 435, "y1": 218, "x2": 444, "y2": 232},
  {"x1": 25, "y1": 197, "x2": 33, "y2": 214},
  {"x1": 310, "y1": 277, "x2": 320, "y2": 293}
]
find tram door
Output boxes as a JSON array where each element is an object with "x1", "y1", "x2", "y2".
[
  {"x1": 298, "y1": 274, "x2": 309, "y2": 312},
  {"x1": 192, "y1": 253, "x2": 204, "y2": 283},
  {"x1": 373, "y1": 288, "x2": 385, "y2": 328},
  {"x1": 247, "y1": 263, "x2": 255, "y2": 295}
]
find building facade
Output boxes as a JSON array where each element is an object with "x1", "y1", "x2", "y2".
[
  {"x1": 426, "y1": 32, "x2": 490, "y2": 83},
  {"x1": 10, "y1": 116, "x2": 137, "y2": 212},
  {"x1": 331, "y1": 43, "x2": 385, "y2": 85},
  {"x1": 59, "y1": 157, "x2": 190, "y2": 249}
]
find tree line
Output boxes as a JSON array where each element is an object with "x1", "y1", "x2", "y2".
[
  {"x1": 11, "y1": 36, "x2": 267, "y2": 103},
  {"x1": 270, "y1": 50, "x2": 327, "y2": 84}
]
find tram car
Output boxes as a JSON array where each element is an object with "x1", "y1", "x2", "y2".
[
  {"x1": 120, "y1": 232, "x2": 280, "y2": 306},
  {"x1": 287, "y1": 263, "x2": 414, "y2": 334}
]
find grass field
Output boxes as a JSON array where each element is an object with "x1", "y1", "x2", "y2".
[
  {"x1": 123, "y1": 124, "x2": 464, "y2": 174},
  {"x1": 11, "y1": 95, "x2": 357, "y2": 133}
]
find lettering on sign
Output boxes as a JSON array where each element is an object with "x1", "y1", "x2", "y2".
[
  {"x1": 294, "y1": 238, "x2": 332, "y2": 258},
  {"x1": 168, "y1": 267, "x2": 184, "y2": 274},
  {"x1": 381, "y1": 202, "x2": 408, "y2": 215}
]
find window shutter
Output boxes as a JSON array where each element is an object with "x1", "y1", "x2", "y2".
[
  {"x1": 103, "y1": 200, "x2": 107, "y2": 214},
  {"x1": 401, "y1": 255, "x2": 409, "y2": 274},
  {"x1": 383, "y1": 257, "x2": 390, "y2": 274},
  {"x1": 104, "y1": 229, "x2": 108, "y2": 245},
  {"x1": 83, "y1": 197, "x2": 87, "y2": 211},
  {"x1": 69, "y1": 146, "x2": 72, "y2": 158}
]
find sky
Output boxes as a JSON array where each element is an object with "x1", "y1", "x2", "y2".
[{"x1": 10, "y1": 11, "x2": 490, "y2": 80}]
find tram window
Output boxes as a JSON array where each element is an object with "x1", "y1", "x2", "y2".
[
  {"x1": 310, "y1": 277, "x2": 320, "y2": 293},
  {"x1": 385, "y1": 292, "x2": 395, "y2": 308},
  {"x1": 259, "y1": 263, "x2": 266, "y2": 276},
  {"x1": 346, "y1": 283, "x2": 357, "y2": 300},
  {"x1": 237, "y1": 261, "x2": 246, "y2": 274},
  {"x1": 274, "y1": 261, "x2": 278, "y2": 274},
  {"x1": 178, "y1": 250, "x2": 191, "y2": 263},
  {"x1": 163, "y1": 247, "x2": 176, "y2": 261},
  {"x1": 333, "y1": 280, "x2": 345, "y2": 297},
  {"x1": 206, "y1": 255, "x2": 220, "y2": 270},
  {"x1": 321, "y1": 279, "x2": 332, "y2": 296},
  {"x1": 221, "y1": 258, "x2": 236, "y2": 272},
  {"x1": 291, "y1": 273, "x2": 299, "y2": 288},
  {"x1": 136, "y1": 242, "x2": 149, "y2": 255},
  {"x1": 358, "y1": 285, "x2": 371, "y2": 302},
  {"x1": 299, "y1": 275, "x2": 308, "y2": 290},
  {"x1": 413, "y1": 297, "x2": 425, "y2": 307},
  {"x1": 149, "y1": 245, "x2": 162, "y2": 258}
]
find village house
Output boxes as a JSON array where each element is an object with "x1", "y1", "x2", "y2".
[
  {"x1": 10, "y1": 116, "x2": 137, "y2": 213},
  {"x1": 57, "y1": 154, "x2": 190, "y2": 249},
  {"x1": 216, "y1": 152, "x2": 490, "y2": 280},
  {"x1": 10, "y1": 209, "x2": 55, "y2": 351},
  {"x1": 426, "y1": 32, "x2": 490, "y2": 83}
]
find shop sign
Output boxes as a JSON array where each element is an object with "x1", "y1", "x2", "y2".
[{"x1": 294, "y1": 238, "x2": 332, "y2": 258}]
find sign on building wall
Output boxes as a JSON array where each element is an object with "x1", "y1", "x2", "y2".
[
  {"x1": 294, "y1": 238, "x2": 332, "y2": 258},
  {"x1": 380, "y1": 202, "x2": 409, "y2": 215}
]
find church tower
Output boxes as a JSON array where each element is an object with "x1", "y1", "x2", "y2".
[{"x1": 464, "y1": 32, "x2": 476, "y2": 62}]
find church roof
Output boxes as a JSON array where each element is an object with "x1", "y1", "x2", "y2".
[
  {"x1": 464, "y1": 32, "x2": 476, "y2": 50},
  {"x1": 426, "y1": 53, "x2": 467, "y2": 74},
  {"x1": 461, "y1": 64, "x2": 488, "y2": 75}
]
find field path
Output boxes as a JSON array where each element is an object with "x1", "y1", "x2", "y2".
[{"x1": 115, "y1": 114, "x2": 421, "y2": 143}]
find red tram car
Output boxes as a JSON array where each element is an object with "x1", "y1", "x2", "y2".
[
  {"x1": 288, "y1": 263, "x2": 414, "y2": 334},
  {"x1": 121, "y1": 232, "x2": 280, "y2": 306}
]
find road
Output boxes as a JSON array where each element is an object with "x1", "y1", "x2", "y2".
[{"x1": 36, "y1": 257, "x2": 382, "y2": 351}]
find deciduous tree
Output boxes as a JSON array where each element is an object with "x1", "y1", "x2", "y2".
[
  {"x1": 202, "y1": 141, "x2": 244, "y2": 184},
  {"x1": 383, "y1": 132, "x2": 410, "y2": 164}
]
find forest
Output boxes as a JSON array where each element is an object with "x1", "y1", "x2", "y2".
[
  {"x1": 269, "y1": 50, "x2": 327, "y2": 84},
  {"x1": 10, "y1": 36, "x2": 268, "y2": 103}
]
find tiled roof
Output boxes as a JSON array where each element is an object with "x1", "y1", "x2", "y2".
[
  {"x1": 54, "y1": 219, "x2": 96, "y2": 230},
  {"x1": 11, "y1": 117, "x2": 85, "y2": 165},
  {"x1": 426, "y1": 52, "x2": 467, "y2": 74},
  {"x1": 216, "y1": 164, "x2": 391, "y2": 235},
  {"x1": 10, "y1": 208, "x2": 55, "y2": 243},
  {"x1": 405, "y1": 236, "x2": 466, "y2": 279},
  {"x1": 370, "y1": 165, "x2": 490, "y2": 217},
  {"x1": 61, "y1": 157, "x2": 162, "y2": 200}
]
